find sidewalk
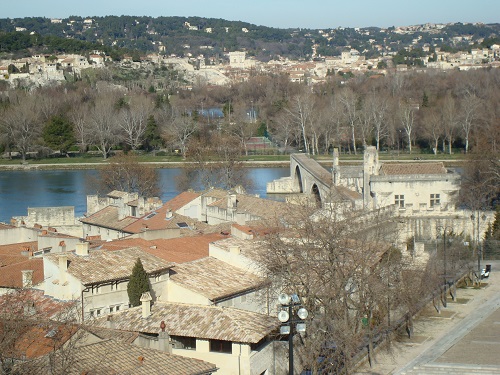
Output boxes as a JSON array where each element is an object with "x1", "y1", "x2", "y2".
[{"x1": 355, "y1": 260, "x2": 500, "y2": 375}]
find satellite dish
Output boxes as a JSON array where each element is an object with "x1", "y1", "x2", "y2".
[
  {"x1": 278, "y1": 293, "x2": 291, "y2": 305},
  {"x1": 278, "y1": 310, "x2": 290, "y2": 323}
]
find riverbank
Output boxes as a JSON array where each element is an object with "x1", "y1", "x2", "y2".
[{"x1": 0, "y1": 155, "x2": 466, "y2": 171}]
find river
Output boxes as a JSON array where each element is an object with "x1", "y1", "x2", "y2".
[{"x1": 0, "y1": 167, "x2": 289, "y2": 223}]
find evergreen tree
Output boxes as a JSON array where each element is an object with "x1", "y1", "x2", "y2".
[
  {"x1": 143, "y1": 115, "x2": 162, "y2": 151},
  {"x1": 127, "y1": 258, "x2": 150, "y2": 307},
  {"x1": 43, "y1": 115, "x2": 75, "y2": 153}
]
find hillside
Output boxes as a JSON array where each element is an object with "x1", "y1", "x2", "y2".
[{"x1": 1, "y1": 16, "x2": 500, "y2": 61}]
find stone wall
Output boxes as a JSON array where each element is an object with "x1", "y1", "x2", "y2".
[{"x1": 25, "y1": 206, "x2": 76, "y2": 226}]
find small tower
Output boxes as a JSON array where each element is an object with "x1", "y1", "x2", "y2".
[{"x1": 363, "y1": 146, "x2": 379, "y2": 209}]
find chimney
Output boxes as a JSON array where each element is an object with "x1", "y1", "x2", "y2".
[
  {"x1": 140, "y1": 292, "x2": 152, "y2": 318},
  {"x1": 58, "y1": 254, "x2": 68, "y2": 283},
  {"x1": 158, "y1": 321, "x2": 172, "y2": 353},
  {"x1": 59, "y1": 241, "x2": 66, "y2": 252},
  {"x1": 229, "y1": 246, "x2": 240, "y2": 255},
  {"x1": 227, "y1": 193, "x2": 237, "y2": 209},
  {"x1": 75, "y1": 242, "x2": 89, "y2": 256},
  {"x1": 165, "y1": 209, "x2": 173, "y2": 220},
  {"x1": 22, "y1": 270, "x2": 34, "y2": 288},
  {"x1": 106, "y1": 314, "x2": 115, "y2": 329}
]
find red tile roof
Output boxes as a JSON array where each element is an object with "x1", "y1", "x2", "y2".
[
  {"x1": 101, "y1": 233, "x2": 227, "y2": 263},
  {"x1": 0, "y1": 258, "x2": 44, "y2": 288},
  {"x1": 122, "y1": 192, "x2": 200, "y2": 234},
  {"x1": 5, "y1": 323, "x2": 77, "y2": 359},
  {"x1": 0, "y1": 289, "x2": 75, "y2": 320}
]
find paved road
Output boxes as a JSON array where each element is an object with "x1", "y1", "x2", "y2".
[{"x1": 356, "y1": 260, "x2": 500, "y2": 375}]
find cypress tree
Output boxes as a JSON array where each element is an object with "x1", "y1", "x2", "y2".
[{"x1": 127, "y1": 258, "x2": 150, "y2": 307}]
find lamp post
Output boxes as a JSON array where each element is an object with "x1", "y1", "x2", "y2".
[
  {"x1": 437, "y1": 226, "x2": 452, "y2": 308},
  {"x1": 277, "y1": 293, "x2": 308, "y2": 375},
  {"x1": 471, "y1": 213, "x2": 487, "y2": 284}
]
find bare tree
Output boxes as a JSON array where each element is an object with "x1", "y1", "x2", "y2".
[
  {"x1": 257, "y1": 202, "x2": 401, "y2": 374},
  {"x1": 68, "y1": 101, "x2": 91, "y2": 153},
  {"x1": 160, "y1": 106, "x2": 198, "y2": 159},
  {"x1": 1, "y1": 95, "x2": 41, "y2": 162},
  {"x1": 285, "y1": 93, "x2": 316, "y2": 155},
  {"x1": 338, "y1": 88, "x2": 359, "y2": 154},
  {"x1": 269, "y1": 111, "x2": 296, "y2": 153},
  {"x1": 398, "y1": 99, "x2": 417, "y2": 154},
  {"x1": 441, "y1": 93, "x2": 459, "y2": 155},
  {"x1": 227, "y1": 101, "x2": 259, "y2": 156},
  {"x1": 420, "y1": 107, "x2": 442, "y2": 155},
  {"x1": 365, "y1": 92, "x2": 389, "y2": 151},
  {"x1": 177, "y1": 133, "x2": 251, "y2": 191},
  {"x1": 458, "y1": 92, "x2": 482, "y2": 154},
  {"x1": 87, "y1": 94, "x2": 122, "y2": 159},
  {"x1": 119, "y1": 94, "x2": 155, "y2": 150}
]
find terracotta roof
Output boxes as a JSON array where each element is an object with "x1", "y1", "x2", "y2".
[
  {"x1": 100, "y1": 233, "x2": 227, "y2": 263},
  {"x1": 170, "y1": 257, "x2": 266, "y2": 300},
  {"x1": 22, "y1": 339, "x2": 217, "y2": 375},
  {"x1": 123, "y1": 210, "x2": 195, "y2": 233},
  {"x1": 0, "y1": 258, "x2": 44, "y2": 288},
  {"x1": 2, "y1": 322, "x2": 77, "y2": 359},
  {"x1": 232, "y1": 223, "x2": 254, "y2": 235},
  {"x1": 0, "y1": 223, "x2": 15, "y2": 229},
  {"x1": 98, "y1": 302, "x2": 279, "y2": 343},
  {"x1": 0, "y1": 241, "x2": 37, "y2": 258},
  {"x1": 80, "y1": 206, "x2": 138, "y2": 231},
  {"x1": 45, "y1": 247, "x2": 173, "y2": 285},
  {"x1": 164, "y1": 191, "x2": 201, "y2": 212},
  {"x1": 379, "y1": 162, "x2": 447, "y2": 175},
  {"x1": 0, "y1": 289, "x2": 75, "y2": 320}
]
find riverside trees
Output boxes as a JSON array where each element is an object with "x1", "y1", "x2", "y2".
[{"x1": 0, "y1": 69, "x2": 499, "y2": 159}]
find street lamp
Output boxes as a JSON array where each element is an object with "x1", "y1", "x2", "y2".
[
  {"x1": 437, "y1": 226, "x2": 453, "y2": 308},
  {"x1": 278, "y1": 293, "x2": 308, "y2": 375},
  {"x1": 471, "y1": 213, "x2": 487, "y2": 284}
]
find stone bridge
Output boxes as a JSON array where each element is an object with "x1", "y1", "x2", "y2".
[{"x1": 267, "y1": 153, "x2": 333, "y2": 206}]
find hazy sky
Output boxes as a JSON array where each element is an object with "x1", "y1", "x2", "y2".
[{"x1": 5, "y1": 0, "x2": 500, "y2": 29}]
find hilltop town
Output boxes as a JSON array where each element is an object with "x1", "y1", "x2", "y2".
[{"x1": 1, "y1": 17, "x2": 500, "y2": 88}]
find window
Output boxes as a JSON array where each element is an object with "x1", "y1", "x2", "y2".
[
  {"x1": 395, "y1": 194, "x2": 405, "y2": 208},
  {"x1": 210, "y1": 339, "x2": 232, "y2": 354},
  {"x1": 430, "y1": 194, "x2": 440, "y2": 207},
  {"x1": 96, "y1": 309, "x2": 101, "y2": 316},
  {"x1": 171, "y1": 336, "x2": 196, "y2": 350}
]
